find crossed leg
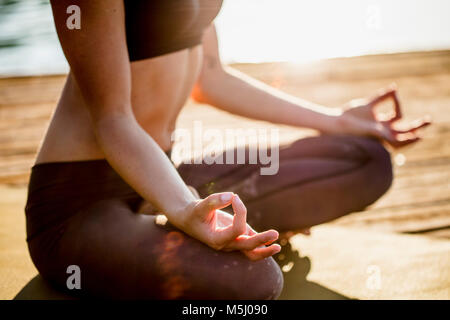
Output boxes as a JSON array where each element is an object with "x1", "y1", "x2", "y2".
[
  {"x1": 33, "y1": 198, "x2": 283, "y2": 299},
  {"x1": 177, "y1": 135, "x2": 393, "y2": 232},
  {"x1": 30, "y1": 135, "x2": 391, "y2": 299}
]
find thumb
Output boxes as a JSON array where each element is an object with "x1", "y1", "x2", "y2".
[{"x1": 195, "y1": 192, "x2": 235, "y2": 218}]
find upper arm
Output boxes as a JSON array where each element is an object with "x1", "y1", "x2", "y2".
[
  {"x1": 50, "y1": 0, "x2": 131, "y2": 121},
  {"x1": 192, "y1": 24, "x2": 226, "y2": 101},
  {"x1": 200, "y1": 24, "x2": 223, "y2": 74}
]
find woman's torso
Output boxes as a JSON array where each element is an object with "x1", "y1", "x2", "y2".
[{"x1": 35, "y1": 0, "x2": 222, "y2": 165}]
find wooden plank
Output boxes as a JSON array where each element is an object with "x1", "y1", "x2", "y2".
[
  {"x1": 333, "y1": 200, "x2": 450, "y2": 236},
  {"x1": 285, "y1": 225, "x2": 450, "y2": 299},
  {"x1": 0, "y1": 51, "x2": 449, "y2": 300}
]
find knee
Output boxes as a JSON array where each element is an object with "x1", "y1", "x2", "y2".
[
  {"x1": 235, "y1": 257, "x2": 284, "y2": 300},
  {"x1": 367, "y1": 139, "x2": 393, "y2": 191},
  {"x1": 357, "y1": 137, "x2": 394, "y2": 199}
]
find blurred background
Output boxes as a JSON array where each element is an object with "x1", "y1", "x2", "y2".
[
  {"x1": 0, "y1": 0, "x2": 449, "y2": 75},
  {"x1": 0, "y1": 0, "x2": 449, "y2": 300}
]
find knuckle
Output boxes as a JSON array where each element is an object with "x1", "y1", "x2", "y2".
[
  {"x1": 248, "y1": 254, "x2": 260, "y2": 261},
  {"x1": 210, "y1": 239, "x2": 226, "y2": 251},
  {"x1": 236, "y1": 225, "x2": 247, "y2": 236},
  {"x1": 205, "y1": 194, "x2": 214, "y2": 202},
  {"x1": 210, "y1": 243, "x2": 221, "y2": 251},
  {"x1": 232, "y1": 229, "x2": 243, "y2": 239}
]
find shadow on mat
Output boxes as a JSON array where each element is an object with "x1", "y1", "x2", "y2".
[
  {"x1": 277, "y1": 241, "x2": 350, "y2": 300},
  {"x1": 14, "y1": 275, "x2": 75, "y2": 300},
  {"x1": 15, "y1": 242, "x2": 350, "y2": 300}
]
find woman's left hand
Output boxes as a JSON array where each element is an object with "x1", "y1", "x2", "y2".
[
  {"x1": 213, "y1": 207, "x2": 281, "y2": 260},
  {"x1": 338, "y1": 86, "x2": 431, "y2": 148}
]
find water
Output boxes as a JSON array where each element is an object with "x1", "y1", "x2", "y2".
[
  {"x1": 0, "y1": 0, "x2": 66, "y2": 75},
  {"x1": 0, "y1": 0, "x2": 449, "y2": 76}
]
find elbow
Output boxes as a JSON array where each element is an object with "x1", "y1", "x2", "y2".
[
  {"x1": 91, "y1": 108, "x2": 136, "y2": 143},
  {"x1": 191, "y1": 82, "x2": 210, "y2": 104},
  {"x1": 191, "y1": 68, "x2": 227, "y2": 105},
  {"x1": 91, "y1": 109, "x2": 140, "y2": 161},
  {"x1": 90, "y1": 103, "x2": 134, "y2": 128}
]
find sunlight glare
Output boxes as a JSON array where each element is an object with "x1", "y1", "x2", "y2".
[{"x1": 215, "y1": 0, "x2": 450, "y2": 64}]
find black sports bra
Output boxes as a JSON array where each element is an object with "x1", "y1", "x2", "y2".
[{"x1": 124, "y1": 0, "x2": 223, "y2": 61}]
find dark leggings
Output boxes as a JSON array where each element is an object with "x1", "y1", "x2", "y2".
[
  {"x1": 178, "y1": 135, "x2": 393, "y2": 232},
  {"x1": 25, "y1": 135, "x2": 392, "y2": 299}
]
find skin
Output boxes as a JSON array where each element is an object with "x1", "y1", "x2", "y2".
[{"x1": 41, "y1": 0, "x2": 430, "y2": 261}]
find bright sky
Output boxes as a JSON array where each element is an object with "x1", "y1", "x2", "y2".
[
  {"x1": 0, "y1": 0, "x2": 449, "y2": 75},
  {"x1": 215, "y1": 0, "x2": 450, "y2": 63}
]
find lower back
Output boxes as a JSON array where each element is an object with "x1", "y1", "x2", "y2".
[{"x1": 35, "y1": 46, "x2": 203, "y2": 165}]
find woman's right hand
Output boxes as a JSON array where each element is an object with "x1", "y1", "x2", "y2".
[
  {"x1": 339, "y1": 86, "x2": 431, "y2": 148},
  {"x1": 174, "y1": 192, "x2": 281, "y2": 261}
]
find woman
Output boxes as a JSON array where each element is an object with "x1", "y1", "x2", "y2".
[{"x1": 25, "y1": 0, "x2": 430, "y2": 299}]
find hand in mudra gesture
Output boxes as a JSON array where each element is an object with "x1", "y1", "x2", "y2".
[
  {"x1": 180, "y1": 192, "x2": 281, "y2": 261},
  {"x1": 340, "y1": 85, "x2": 431, "y2": 148}
]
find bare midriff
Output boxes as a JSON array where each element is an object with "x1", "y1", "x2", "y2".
[{"x1": 35, "y1": 45, "x2": 203, "y2": 165}]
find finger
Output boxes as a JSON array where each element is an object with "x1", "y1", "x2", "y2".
[
  {"x1": 195, "y1": 192, "x2": 235, "y2": 218},
  {"x1": 214, "y1": 195, "x2": 248, "y2": 243},
  {"x1": 368, "y1": 88, "x2": 396, "y2": 108},
  {"x1": 231, "y1": 195, "x2": 247, "y2": 236},
  {"x1": 247, "y1": 226, "x2": 257, "y2": 236},
  {"x1": 391, "y1": 89, "x2": 402, "y2": 122},
  {"x1": 230, "y1": 230, "x2": 279, "y2": 251},
  {"x1": 391, "y1": 138, "x2": 420, "y2": 148},
  {"x1": 391, "y1": 118, "x2": 431, "y2": 134},
  {"x1": 244, "y1": 244, "x2": 281, "y2": 261},
  {"x1": 388, "y1": 134, "x2": 421, "y2": 148},
  {"x1": 368, "y1": 87, "x2": 403, "y2": 122}
]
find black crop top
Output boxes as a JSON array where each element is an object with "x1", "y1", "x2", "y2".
[{"x1": 124, "y1": 0, "x2": 223, "y2": 61}]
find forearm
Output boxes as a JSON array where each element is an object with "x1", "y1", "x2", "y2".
[
  {"x1": 198, "y1": 67, "x2": 344, "y2": 133},
  {"x1": 94, "y1": 110, "x2": 196, "y2": 225}
]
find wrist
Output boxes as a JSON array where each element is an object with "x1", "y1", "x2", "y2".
[
  {"x1": 335, "y1": 112, "x2": 351, "y2": 133},
  {"x1": 300, "y1": 102, "x2": 344, "y2": 134},
  {"x1": 336, "y1": 112, "x2": 381, "y2": 138},
  {"x1": 318, "y1": 112, "x2": 345, "y2": 135},
  {"x1": 166, "y1": 198, "x2": 199, "y2": 230}
]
